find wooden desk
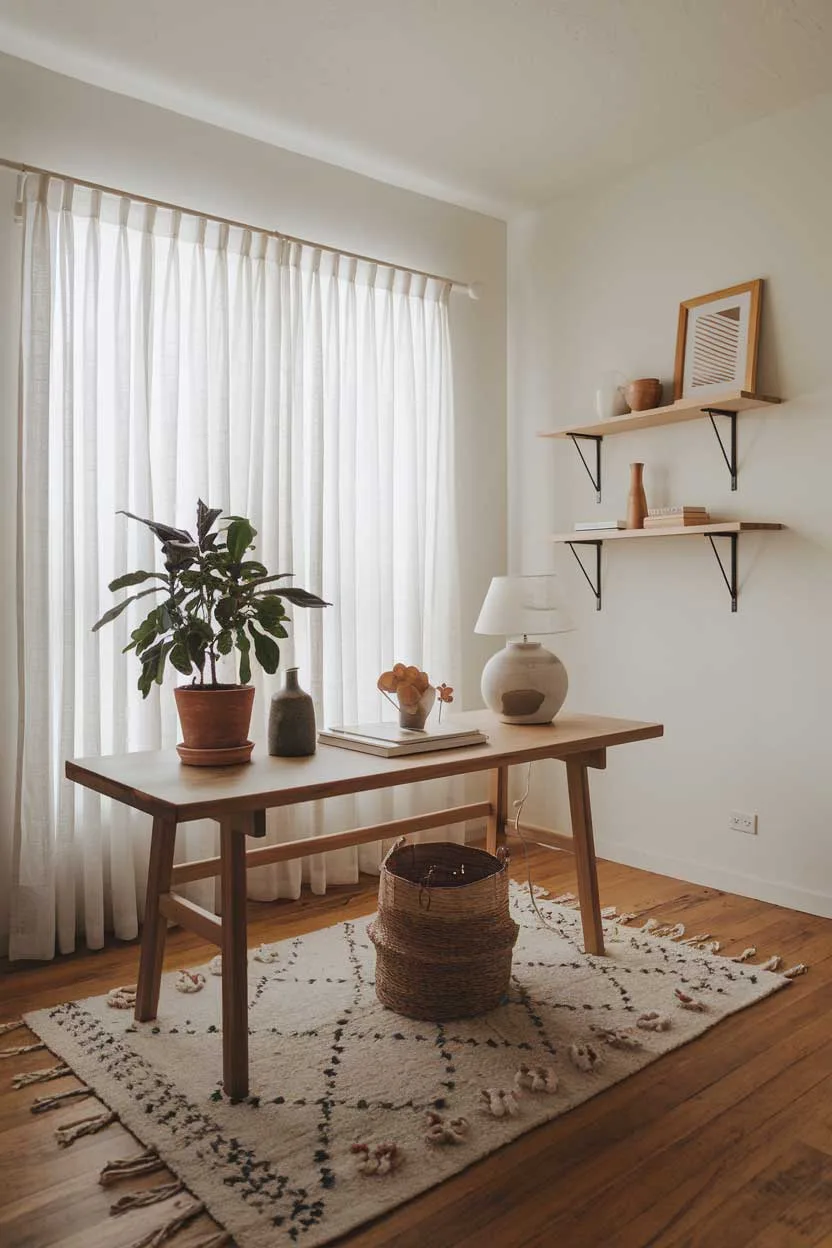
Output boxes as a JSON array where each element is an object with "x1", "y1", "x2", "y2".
[{"x1": 66, "y1": 710, "x2": 662, "y2": 1099}]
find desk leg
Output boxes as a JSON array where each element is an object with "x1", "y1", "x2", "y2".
[
  {"x1": 135, "y1": 815, "x2": 177, "y2": 1021},
  {"x1": 566, "y1": 757, "x2": 605, "y2": 956},
  {"x1": 486, "y1": 765, "x2": 509, "y2": 855},
  {"x1": 220, "y1": 821, "x2": 249, "y2": 1100}
]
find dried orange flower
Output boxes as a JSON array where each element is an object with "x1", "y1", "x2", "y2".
[{"x1": 377, "y1": 662, "x2": 454, "y2": 724}]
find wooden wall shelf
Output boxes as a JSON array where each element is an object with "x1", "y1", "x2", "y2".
[
  {"x1": 539, "y1": 391, "x2": 780, "y2": 440},
  {"x1": 551, "y1": 521, "x2": 783, "y2": 543},
  {"x1": 551, "y1": 522, "x2": 785, "y2": 613},
  {"x1": 537, "y1": 391, "x2": 782, "y2": 498}
]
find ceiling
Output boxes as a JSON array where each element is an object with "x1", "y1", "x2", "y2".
[{"x1": 1, "y1": 0, "x2": 831, "y2": 217}]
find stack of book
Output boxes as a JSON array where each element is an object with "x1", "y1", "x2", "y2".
[
  {"x1": 319, "y1": 721, "x2": 488, "y2": 757},
  {"x1": 643, "y1": 506, "x2": 710, "y2": 529}
]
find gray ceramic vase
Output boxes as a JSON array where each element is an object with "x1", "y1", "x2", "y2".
[{"x1": 268, "y1": 667, "x2": 317, "y2": 756}]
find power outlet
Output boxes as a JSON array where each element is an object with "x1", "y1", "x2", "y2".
[{"x1": 730, "y1": 810, "x2": 758, "y2": 835}]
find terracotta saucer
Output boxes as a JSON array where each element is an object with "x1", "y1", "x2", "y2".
[{"x1": 176, "y1": 740, "x2": 254, "y2": 767}]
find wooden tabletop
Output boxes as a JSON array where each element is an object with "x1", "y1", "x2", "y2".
[{"x1": 65, "y1": 710, "x2": 663, "y2": 822}]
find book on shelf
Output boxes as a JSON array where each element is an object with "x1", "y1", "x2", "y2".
[
  {"x1": 574, "y1": 520, "x2": 626, "y2": 531},
  {"x1": 643, "y1": 513, "x2": 711, "y2": 528},
  {"x1": 646, "y1": 506, "x2": 708, "y2": 518},
  {"x1": 318, "y1": 721, "x2": 488, "y2": 758}
]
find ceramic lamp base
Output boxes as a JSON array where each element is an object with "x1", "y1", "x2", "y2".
[{"x1": 480, "y1": 641, "x2": 568, "y2": 724}]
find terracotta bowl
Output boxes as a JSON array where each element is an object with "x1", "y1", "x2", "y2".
[{"x1": 624, "y1": 378, "x2": 663, "y2": 412}]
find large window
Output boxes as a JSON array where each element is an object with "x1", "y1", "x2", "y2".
[{"x1": 9, "y1": 175, "x2": 460, "y2": 959}]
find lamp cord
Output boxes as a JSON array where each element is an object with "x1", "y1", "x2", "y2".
[{"x1": 511, "y1": 762, "x2": 557, "y2": 932}]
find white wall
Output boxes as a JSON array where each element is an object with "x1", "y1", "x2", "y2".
[
  {"x1": 0, "y1": 53, "x2": 506, "y2": 949},
  {"x1": 509, "y1": 93, "x2": 832, "y2": 916}
]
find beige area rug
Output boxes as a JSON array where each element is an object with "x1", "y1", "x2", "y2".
[{"x1": 24, "y1": 887, "x2": 789, "y2": 1248}]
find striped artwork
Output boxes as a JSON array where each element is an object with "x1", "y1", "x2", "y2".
[{"x1": 690, "y1": 304, "x2": 741, "y2": 388}]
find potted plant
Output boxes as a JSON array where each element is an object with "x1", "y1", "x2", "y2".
[{"x1": 93, "y1": 500, "x2": 328, "y2": 764}]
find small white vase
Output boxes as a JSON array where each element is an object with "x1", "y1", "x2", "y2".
[
  {"x1": 399, "y1": 685, "x2": 436, "y2": 731},
  {"x1": 595, "y1": 371, "x2": 629, "y2": 421}
]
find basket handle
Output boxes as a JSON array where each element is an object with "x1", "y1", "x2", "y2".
[{"x1": 380, "y1": 836, "x2": 407, "y2": 869}]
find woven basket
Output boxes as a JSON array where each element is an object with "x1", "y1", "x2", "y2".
[{"x1": 368, "y1": 841, "x2": 520, "y2": 1021}]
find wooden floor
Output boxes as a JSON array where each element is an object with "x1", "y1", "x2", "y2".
[{"x1": 2, "y1": 846, "x2": 832, "y2": 1248}]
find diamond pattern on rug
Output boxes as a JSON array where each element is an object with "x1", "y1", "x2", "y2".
[{"x1": 24, "y1": 888, "x2": 788, "y2": 1248}]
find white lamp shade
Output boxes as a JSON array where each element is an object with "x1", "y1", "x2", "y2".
[{"x1": 475, "y1": 575, "x2": 572, "y2": 637}]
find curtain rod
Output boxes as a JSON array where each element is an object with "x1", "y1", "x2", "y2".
[{"x1": 1, "y1": 156, "x2": 478, "y2": 297}]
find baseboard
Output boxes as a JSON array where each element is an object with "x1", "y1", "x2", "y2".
[{"x1": 595, "y1": 837, "x2": 832, "y2": 920}]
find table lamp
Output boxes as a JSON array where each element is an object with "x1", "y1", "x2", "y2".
[{"x1": 474, "y1": 575, "x2": 572, "y2": 724}]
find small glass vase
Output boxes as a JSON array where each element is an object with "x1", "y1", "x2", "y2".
[{"x1": 398, "y1": 685, "x2": 436, "y2": 732}]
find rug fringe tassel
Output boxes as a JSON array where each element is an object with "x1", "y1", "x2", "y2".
[
  {"x1": 31, "y1": 1086, "x2": 92, "y2": 1114},
  {"x1": 12, "y1": 1063, "x2": 71, "y2": 1088},
  {"x1": 0, "y1": 1041, "x2": 45, "y2": 1058},
  {"x1": 758, "y1": 954, "x2": 782, "y2": 972},
  {"x1": 100, "y1": 1149, "x2": 165, "y2": 1186},
  {"x1": 110, "y1": 1181, "x2": 184, "y2": 1216},
  {"x1": 123, "y1": 1201, "x2": 205, "y2": 1248},
  {"x1": 731, "y1": 946, "x2": 757, "y2": 963},
  {"x1": 56, "y1": 1108, "x2": 117, "y2": 1147},
  {"x1": 784, "y1": 963, "x2": 809, "y2": 978},
  {"x1": 0, "y1": 1019, "x2": 25, "y2": 1035}
]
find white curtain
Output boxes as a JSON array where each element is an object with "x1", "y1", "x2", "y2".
[{"x1": 9, "y1": 174, "x2": 462, "y2": 961}]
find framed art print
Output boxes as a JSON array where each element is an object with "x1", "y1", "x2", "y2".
[{"x1": 674, "y1": 279, "x2": 762, "y2": 402}]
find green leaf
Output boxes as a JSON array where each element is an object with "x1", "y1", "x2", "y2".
[
  {"x1": 243, "y1": 573, "x2": 293, "y2": 590},
  {"x1": 155, "y1": 642, "x2": 173, "y2": 685},
  {"x1": 108, "y1": 570, "x2": 165, "y2": 592},
  {"x1": 248, "y1": 622, "x2": 280, "y2": 674},
  {"x1": 255, "y1": 595, "x2": 289, "y2": 637},
  {"x1": 169, "y1": 642, "x2": 193, "y2": 675},
  {"x1": 138, "y1": 660, "x2": 155, "y2": 699},
  {"x1": 239, "y1": 560, "x2": 268, "y2": 580},
  {"x1": 216, "y1": 629, "x2": 233, "y2": 656},
  {"x1": 236, "y1": 629, "x2": 251, "y2": 685},
  {"x1": 118, "y1": 510, "x2": 194, "y2": 546},
  {"x1": 276, "y1": 586, "x2": 330, "y2": 609},
  {"x1": 196, "y1": 500, "x2": 223, "y2": 546},
  {"x1": 92, "y1": 586, "x2": 164, "y2": 632},
  {"x1": 226, "y1": 518, "x2": 255, "y2": 563}
]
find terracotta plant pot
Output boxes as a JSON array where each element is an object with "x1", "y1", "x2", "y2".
[
  {"x1": 174, "y1": 684, "x2": 256, "y2": 765},
  {"x1": 624, "y1": 378, "x2": 663, "y2": 412}
]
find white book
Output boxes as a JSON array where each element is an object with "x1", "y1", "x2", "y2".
[
  {"x1": 574, "y1": 520, "x2": 626, "y2": 531},
  {"x1": 319, "y1": 723, "x2": 488, "y2": 758}
]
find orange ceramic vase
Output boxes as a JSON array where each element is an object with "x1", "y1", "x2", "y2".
[{"x1": 626, "y1": 462, "x2": 648, "y2": 529}]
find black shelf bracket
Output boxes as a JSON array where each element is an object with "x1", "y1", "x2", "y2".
[
  {"x1": 706, "y1": 532, "x2": 738, "y2": 612},
  {"x1": 566, "y1": 540, "x2": 602, "y2": 611},
  {"x1": 705, "y1": 408, "x2": 738, "y2": 490},
  {"x1": 568, "y1": 433, "x2": 603, "y2": 503}
]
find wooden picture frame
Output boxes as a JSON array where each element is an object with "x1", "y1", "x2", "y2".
[{"x1": 673, "y1": 279, "x2": 763, "y2": 402}]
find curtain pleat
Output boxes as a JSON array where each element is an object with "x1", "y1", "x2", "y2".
[{"x1": 9, "y1": 177, "x2": 462, "y2": 959}]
